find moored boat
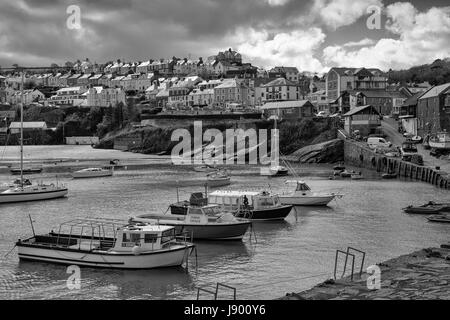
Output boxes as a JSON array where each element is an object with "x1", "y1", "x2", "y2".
[
  {"x1": 16, "y1": 218, "x2": 195, "y2": 269},
  {"x1": 0, "y1": 182, "x2": 68, "y2": 204},
  {"x1": 10, "y1": 167, "x2": 42, "y2": 175},
  {"x1": 72, "y1": 167, "x2": 113, "y2": 179},
  {"x1": 382, "y1": 173, "x2": 397, "y2": 179},
  {"x1": 403, "y1": 202, "x2": 450, "y2": 214},
  {"x1": 208, "y1": 190, "x2": 293, "y2": 221},
  {"x1": 429, "y1": 132, "x2": 450, "y2": 150},
  {"x1": 427, "y1": 214, "x2": 450, "y2": 223},
  {"x1": 206, "y1": 170, "x2": 231, "y2": 187},
  {"x1": 279, "y1": 181, "x2": 341, "y2": 206},
  {"x1": 260, "y1": 165, "x2": 289, "y2": 177},
  {"x1": 133, "y1": 204, "x2": 251, "y2": 241}
]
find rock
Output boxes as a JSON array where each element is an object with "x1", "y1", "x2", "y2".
[{"x1": 286, "y1": 139, "x2": 344, "y2": 163}]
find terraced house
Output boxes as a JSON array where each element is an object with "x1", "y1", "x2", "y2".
[
  {"x1": 261, "y1": 78, "x2": 302, "y2": 103},
  {"x1": 416, "y1": 83, "x2": 450, "y2": 136},
  {"x1": 326, "y1": 67, "x2": 387, "y2": 108},
  {"x1": 214, "y1": 79, "x2": 249, "y2": 106}
]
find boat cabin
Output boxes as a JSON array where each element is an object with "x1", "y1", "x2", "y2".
[
  {"x1": 208, "y1": 190, "x2": 282, "y2": 211},
  {"x1": 185, "y1": 205, "x2": 227, "y2": 224}
]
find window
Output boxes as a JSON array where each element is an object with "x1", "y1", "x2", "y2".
[
  {"x1": 161, "y1": 229, "x2": 175, "y2": 243},
  {"x1": 122, "y1": 232, "x2": 141, "y2": 246},
  {"x1": 144, "y1": 233, "x2": 158, "y2": 243}
]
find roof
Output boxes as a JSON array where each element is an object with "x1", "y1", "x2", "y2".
[
  {"x1": 270, "y1": 66, "x2": 299, "y2": 74},
  {"x1": 352, "y1": 90, "x2": 407, "y2": 98},
  {"x1": 215, "y1": 79, "x2": 241, "y2": 89},
  {"x1": 329, "y1": 67, "x2": 384, "y2": 77},
  {"x1": 402, "y1": 91, "x2": 425, "y2": 107},
  {"x1": 418, "y1": 83, "x2": 450, "y2": 100},
  {"x1": 262, "y1": 78, "x2": 297, "y2": 87},
  {"x1": 10, "y1": 121, "x2": 47, "y2": 129},
  {"x1": 57, "y1": 87, "x2": 82, "y2": 93},
  {"x1": 209, "y1": 190, "x2": 260, "y2": 197},
  {"x1": 261, "y1": 100, "x2": 313, "y2": 110},
  {"x1": 343, "y1": 105, "x2": 380, "y2": 117}
]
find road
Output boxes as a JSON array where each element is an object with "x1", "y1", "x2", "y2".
[{"x1": 381, "y1": 117, "x2": 450, "y2": 174}]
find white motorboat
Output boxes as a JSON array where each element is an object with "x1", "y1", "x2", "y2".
[
  {"x1": 206, "y1": 170, "x2": 231, "y2": 187},
  {"x1": 0, "y1": 72, "x2": 68, "y2": 204},
  {"x1": 279, "y1": 181, "x2": 341, "y2": 206},
  {"x1": 260, "y1": 165, "x2": 289, "y2": 177},
  {"x1": 133, "y1": 204, "x2": 251, "y2": 241},
  {"x1": 16, "y1": 218, "x2": 195, "y2": 269},
  {"x1": 72, "y1": 167, "x2": 113, "y2": 179},
  {"x1": 429, "y1": 132, "x2": 450, "y2": 150}
]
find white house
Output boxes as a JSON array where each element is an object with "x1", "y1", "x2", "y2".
[{"x1": 85, "y1": 86, "x2": 126, "y2": 107}]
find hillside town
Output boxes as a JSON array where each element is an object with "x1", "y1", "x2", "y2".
[{"x1": 0, "y1": 49, "x2": 449, "y2": 145}]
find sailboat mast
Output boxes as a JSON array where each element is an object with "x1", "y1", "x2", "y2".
[{"x1": 20, "y1": 71, "x2": 24, "y2": 186}]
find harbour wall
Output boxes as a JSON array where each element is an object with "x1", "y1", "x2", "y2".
[{"x1": 343, "y1": 139, "x2": 450, "y2": 190}]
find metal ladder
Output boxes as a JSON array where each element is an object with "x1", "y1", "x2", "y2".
[
  {"x1": 196, "y1": 283, "x2": 237, "y2": 300},
  {"x1": 333, "y1": 247, "x2": 366, "y2": 281}
]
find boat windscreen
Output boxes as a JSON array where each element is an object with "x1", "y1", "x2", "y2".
[{"x1": 296, "y1": 183, "x2": 311, "y2": 191}]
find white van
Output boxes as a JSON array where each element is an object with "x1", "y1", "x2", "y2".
[{"x1": 367, "y1": 137, "x2": 392, "y2": 149}]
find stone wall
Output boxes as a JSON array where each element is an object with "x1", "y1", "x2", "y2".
[{"x1": 343, "y1": 139, "x2": 450, "y2": 190}]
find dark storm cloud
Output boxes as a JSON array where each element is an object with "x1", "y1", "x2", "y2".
[{"x1": 0, "y1": 0, "x2": 316, "y2": 66}]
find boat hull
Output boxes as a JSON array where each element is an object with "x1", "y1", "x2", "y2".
[
  {"x1": 0, "y1": 188, "x2": 68, "y2": 204},
  {"x1": 207, "y1": 178, "x2": 231, "y2": 188},
  {"x1": 10, "y1": 168, "x2": 42, "y2": 175},
  {"x1": 280, "y1": 195, "x2": 335, "y2": 206},
  {"x1": 234, "y1": 205, "x2": 293, "y2": 221},
  {"x1": 403, "y1": 205, "x2": 448, "y2": 214},
  {"x1": 72, "y1": 171, "x2": 113, "y2": 179},
  {"x1": 16, "y1": 243, "x2": 194, "y2": 269},
  {"x1": 427, "y1": 215, "x2": 450, "y2": 223}
]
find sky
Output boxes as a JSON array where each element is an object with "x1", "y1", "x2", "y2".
[{"x1": 0, "y1": 0, "x2": 449, "y2": 73}]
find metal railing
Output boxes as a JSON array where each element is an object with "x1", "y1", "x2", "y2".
[
  {"x1": 333, "y1": 247, "x2": 366, "y2": 281},
  {"x1": 197, "y1": 282, "x2": 237, "y2": 300}
]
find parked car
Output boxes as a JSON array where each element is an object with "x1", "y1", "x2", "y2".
[
  {"x1": 367, "y1": 137, "x2": 392, "y2": 149},
  {"x1": 400, "y1": 141, "x2": 418, "y2": 162},
  {"x1": 316, "y1": 111, "x2": 330, "y2": 118}
]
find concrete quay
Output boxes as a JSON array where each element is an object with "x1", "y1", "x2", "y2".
[
  {"x1": 343, "y1": 139, "x2": 450, "y2": 190},
  {"x1": 280, "y1": 245, "x2": 450, "y2": 300}
]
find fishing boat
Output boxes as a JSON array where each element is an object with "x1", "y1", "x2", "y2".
[
  {"x1": 206, "y1": 170, "x2": 231, "y2": 187},
  {"x1": 72, "y1": 167, "x2": 113, "y2": 179},
  {"x1": 16, "y1": 217, "x2": 195, "y2": 269},
  {"x1": 0, "y1": 72, "x2": 68, "y2": 204},
  {"x1": 208, "y1": 190, "x2": 293, "y2": 221},
  {"x1": 427, "y1": 214, "x2": 450, "y2": 223},
  {"x1": 279, "y1": 181, "x2": 342, "y2": 206},
  {"x1": 133, "y1": 204, "x2": 251, "y2": 241},
  {"x1": 403, "y1": 202, "x2": 450, "y2": 214},
  {"x1": 429, "y1": 132, "x2": 450, "y2": 150},
  {"x1": 193, "y1": 164, "x2": 218, "y2": 173}
]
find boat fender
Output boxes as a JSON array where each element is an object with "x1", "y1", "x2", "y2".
[
  {"x1": 50, "y1": 183, "x2": 54, "y2": 187},
  {"x1": 132, "y1": 245, "x2": 141, "y2": 256}
]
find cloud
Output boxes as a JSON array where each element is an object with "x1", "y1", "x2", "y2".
[
  {"x1": 343, "y1": 38, "x2": 376, "y2": 47},
  {"x1": 312, "y1": 0, "x2": 383, "y2": 30},
  {"x1": 322, "y1": 3, "x2": 450, "y2": 70},
  {"x1": 233, "y1": 27, "x2": 327, "y2": 72}
]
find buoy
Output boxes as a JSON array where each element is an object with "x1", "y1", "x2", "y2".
[{"x1": 132, "y1": 245, "x2": 141, "y2": 256}]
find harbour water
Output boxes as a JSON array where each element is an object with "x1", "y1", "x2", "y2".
[{"x1": 0, "y1": 164, "x2": 449, "y2": 300}]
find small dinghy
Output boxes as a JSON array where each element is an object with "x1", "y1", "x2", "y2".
[
  {"x1": 382, "y1": 173, "x2": 397, "y2": 179},
  {"x1": 427, "y1": 214, "x2": 450, "y2": 223},
  {"x1": 403, "y1": 202, "x2": 449, "y2": 214}
]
